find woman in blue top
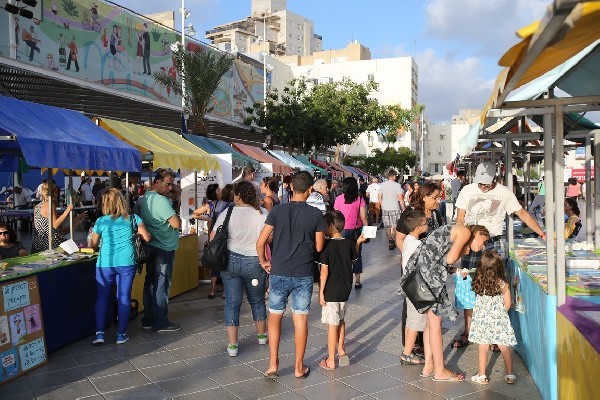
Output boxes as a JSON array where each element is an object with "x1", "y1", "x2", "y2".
[{"x1": 90, "y1": 188, "x2": 151, "y2": 345}]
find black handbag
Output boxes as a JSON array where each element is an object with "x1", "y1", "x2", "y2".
[
  {"x1": 201, "y1": 206, "x2": 233, "y2": 272},
  {"x1": 131, "y1": 216, "x2": 150, "y2": 273},
  {"x1": 401, "y1": 268, "x2": 438, "y2": 314}
]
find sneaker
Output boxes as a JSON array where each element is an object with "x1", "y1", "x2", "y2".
[
  {"x1": 141, "y1": 322, "x2": 153, "y2": 330},
  {"x1": 155, "y1": 323, "x2": 182, "y2": 332},
  {"x1": 227, "y1": 343, "x2": 238, "y2": 357},
  {"x1": 92, "y1": 331, "x2": 105, "y2": 344},
  {"x1": 258, "y1": 333, "x2": 268, "y2": 345},
  {"x1": 116, "y1": 333, "x2": 129, "y2": 344}
]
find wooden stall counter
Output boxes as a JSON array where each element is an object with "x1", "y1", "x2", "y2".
[{"x1": 131, "y1": 234, "x2": 199, "y2": 312}]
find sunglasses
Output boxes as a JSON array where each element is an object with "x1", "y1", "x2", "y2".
[{"x1": 0, "y1": 231, "x2": 9, "y2": 235}]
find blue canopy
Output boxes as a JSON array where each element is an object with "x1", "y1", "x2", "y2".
[
  {"x1": 183, "y1": 134, "x2": 265, "y2": 172},
  {"x1": 0, "y1": 96, "x2": 141, "y2": 172}
]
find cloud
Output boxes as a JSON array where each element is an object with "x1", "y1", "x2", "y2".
[{"x1": 424, "y1": 0, "x2": 548, "y2": 56}]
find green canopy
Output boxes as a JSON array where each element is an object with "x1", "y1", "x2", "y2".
[{"x1": 183, "y1": 135, "x2": 265, "y2": 172}]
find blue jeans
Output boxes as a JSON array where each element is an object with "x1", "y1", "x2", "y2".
[
  {"x1": 439, "y1": 200, "x2": 447, "y2": 224},
  {"x1": 95, "y1": 266, "x2": 136, "y2": 335},
  {"x1": 142, "y1": 246, "x2": 175, "y2": 330},
  {"x1": 342, "y1": 228, "x2": 363, "y2": 274},
  {"x1": 221, "y1": 251, "x2": 267, "y2": 326},
  {"x1": 268, "y1": 275, "x2": 313, "y2": 314}
]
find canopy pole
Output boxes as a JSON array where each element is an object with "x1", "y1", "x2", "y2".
[
  {"x1": 594, "y1": 130, "x2": 600, "y2": 247},
  {"x1": 48, "y1": 169, "x2": 53, "y2": 250},
  {"x1": 109, "y1": 171, "x2": 113, "y2": 189},
  {"x1": 554, "y1": 105, "x2": 566, "y2": 306},
  {"x1": 543, "y1": 114, "x2": 556, "y2": 296},
  {"x1": 506, "y1": 139, "x2": 514, "y2": 251},
  {"x1": 525, "y1": 153, "x2": 531, "y2": 208},
  {"x1": 544, "y1": 110, "x2": 556, "y2": 296},
  {"x1": 68, "y1": 172, "x2": 74, "y2": 240},
  {"x1": 194, "y1": 170, "x2": 198, "y2": 210},
  {"x1": 125, "y1": 172, "x2": 130, "y2": 211},
  {"x1": 585, "y1": 136, "x2": 593, "y2": 243}
]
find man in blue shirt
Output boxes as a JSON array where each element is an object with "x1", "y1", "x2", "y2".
[{"x1": 138, "y1": 169, "x2": 182, "y2": 332}]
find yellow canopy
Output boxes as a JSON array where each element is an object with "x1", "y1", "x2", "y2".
[
  {"x1": 97, "y1": 118, "x2": 220, "y2": 172},
  {"x1": 481, "y1": 1, "x2": 600, "y2": 124}
]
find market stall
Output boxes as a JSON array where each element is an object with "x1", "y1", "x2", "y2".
[
  {"x1": 292, "y1": 154, "x2": 328, "y2": 177},
  {"x1": 231, "y1": 142, "x2": 293, "y2": 175},
  {"x1": 471, "y1": 2, "x2": 600, "y2": 399},
  {"x1": 267, "y1": 150, "x2": 314, "y2": 174},
  {"x1": 183, "y1": 134, "x2": 265, "y2": 173},
  {"x1": 0, "y1": 97, "x2": 141, "y2": 362}
]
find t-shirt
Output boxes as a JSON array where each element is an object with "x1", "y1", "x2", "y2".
[
  {"x1": 378, "y1": 180, "x2": 403, "y2": 211},
  {"x1": 318, "y1": 238, "x2": 356, "y2": 302},
  {"x1": 306, "y1": 191, "x2": 327, "y2": 214},
  {"x1": 455, "y1": 183, "x2": 522, "y2": 237},
  {"x1": 450, "y1": 178, "x2": 462, "y2": 199},
  {"x1": 265, "y1": 201, "x2": 326, "y2": 278},
  {"x1": 138, "y1": 191, "x2": 179, "y2": 251},
  {"x1": 334, "y1": 196, "x2": 365, "y2": 230},
  {"x1": 80, "y1": 183, "x2": 93, "y2": 202},
  {"x1": 0, "y1": 242, "x2": 25, "y2": 259},
  {"x1": 365, "y1": 183, "x2": 381, "y2": 203},
  {"x1": 402, "y1": 235, "x2": 422, "y2": 273},
  {"x1": 93, "y1": 214, "x2": 142, "y2": 267},
  {"x1": 538, "y1": 181, "x2": 546, "y2": 196},
  {"x1": 213, "y1": 206, "x2": 267, "y2": 256}
]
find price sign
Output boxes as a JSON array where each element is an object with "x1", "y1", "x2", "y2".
[
  {"x1": 18, "y1": 337, "x2": 46, "y2": 371},
  {"x1": 2, "y1": 281, "x2": 30, "y2": 312}
]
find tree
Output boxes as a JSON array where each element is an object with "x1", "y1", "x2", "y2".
[
  {"x1": 244, "y1": 78, "x2": 382, "y2": 154},
  {"x1": 345, "y1": 147, "x2": 416, "y2": 176},
  {"x1": 153, "y1": 43, "x2": 234, "y2": 136},
  {"x1": 374, "y1": 104, "x2": 421, "y2": 149}
]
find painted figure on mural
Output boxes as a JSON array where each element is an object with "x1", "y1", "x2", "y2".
[
  {"x1": 14, "y1": 17, "x2": 20, "y2": 58},
  {"x1": 110, "y1": 25, "x2": 117, "y2": 56},
  {"x1": 46, "y1": 54, "x2": 59, "y2": 71},
  {"x1": 135, "y1": 28, "x2": 144, "y2": 74},
  {"x1": 51, "y1": 0, "x2": 58, "y2": 24},
  {"x1": 91, "y1": 3, "x2": 99, "y2": 22},
  {"x1": 24, "y1": 25, "x2": 41, "y2": 62},
  {"x1": 66, "y1": 34, "x2": 79, "y2": 72},
  {"x1": 101, "y1": 28, "x2": 109, "y2": 49},
  {"x1": 142, "y1": 23, "x2": 151, "y2": 75},
  {"x1": 58, "y1": 33, "x2": 67, "y2": 67}
]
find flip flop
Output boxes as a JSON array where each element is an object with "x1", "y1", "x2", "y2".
[
  {"x1": 420, "y1": 371, "x2": 434, "y2": 378},
  {"x1": 319, "y1": 359, "x2": 335, "y2": 371},
  {"x1": 263, "y1": 370, "x2": 278, "y2": 379},
  {"x1": 432, "y1": 372, "x2": 465, "y2": 382},
  {"x1": 504, "y1": 374, "x2": 517, "y2": 384},
  {"x1": 452, "y1": 333, "x2": 469, "y2": 348},
  {"x1": 295, "y1": 366, "x2": 311, "y2": 378},
  {"x1": 338, "y1": 354, "x2": 350, "y2": 367}
]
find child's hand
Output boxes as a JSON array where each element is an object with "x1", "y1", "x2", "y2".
[
  {"x1": 356, "y1": 234, "x2": 367, "y2": 244},
  {"x1": 319, "y1": 293, "x2": 326, "y2": 307},
  {"x1": 460, "y1": 268, "x2": 470, "y2": 279},
  {"x1": 261, "y1": 260, "x2": 271, "y2": 275}
]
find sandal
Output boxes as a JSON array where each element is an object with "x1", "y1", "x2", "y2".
[
  {"x1": 432, "y1": 371, "x2": 465, "y2": 382},
  {"x1": 319, "y1": 359, "x2": 335, "y2": 371},
  {"x1": 400, "y1": 352, "x2": 425, "y2": 365},
  {"x1": 354, "y1": 283, "x2": 362, "y2": 289},
  {"x1": 504, "y1": 374, "x2": 517, "y2": 384},
  {"x1": 490, "y1": 344, "x2": 501, "y2": 353},
  {"x1": 471, "y1": 374, "x2": 489, "y2": 385},
  {"x1": 452, "y1": 333, "x2": 469, "y2": 348}
]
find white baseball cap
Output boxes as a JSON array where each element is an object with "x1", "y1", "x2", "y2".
[{"x1": 473, "y1": 162, "x2": 496, "y2": 185}]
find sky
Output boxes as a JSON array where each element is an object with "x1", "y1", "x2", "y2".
[{"x1": 115, "y1": 0, "x2": 549, "y2": 123}]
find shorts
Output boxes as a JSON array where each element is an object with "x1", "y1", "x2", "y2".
[
  {"x1": 321, "y1": 301, "x2": 348, "y2": 325},
  {"x1": 406, "y1": 298, "x2": 426, "y2": 331},
  {"x1": 382, "y1": 209, "x2": 402, "y2": 228},
  {"x1": 268, "y1": 275, "x2": 313, "y2": 314},
  {"x1": 368, "y1": 202, "x2": 381, "y2": 215}
]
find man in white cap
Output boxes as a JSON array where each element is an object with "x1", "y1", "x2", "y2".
[{"x1": 451, "y1": 162, "x2": 545, "y2": 349}]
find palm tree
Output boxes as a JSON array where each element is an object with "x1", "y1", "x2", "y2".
[{"x1": 153, "y1": 43, "x2": 234, "y2": 136}]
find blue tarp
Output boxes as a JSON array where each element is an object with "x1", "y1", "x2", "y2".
[{"x1": 0, "y1": 96, "x2": 141, "y2": 172}]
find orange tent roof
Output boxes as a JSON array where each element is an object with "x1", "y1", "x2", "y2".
[{"x1": 231, "y1": 143, "x2": 293, "y2": 175}]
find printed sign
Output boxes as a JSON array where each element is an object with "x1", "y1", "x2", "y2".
[
  {"x1": 18, "y1": 337, "x2": 47, "y2": 371},
  {"x1": 2, "y1": 281, "x2": 30, "y2": 312},
  {"x1": 0, "y1": 349, "x2": 19, "y2": 383}
]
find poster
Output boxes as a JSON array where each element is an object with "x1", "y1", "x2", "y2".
[{"x1": 0, "y1": 276, "x2": 46, "y2": 385}]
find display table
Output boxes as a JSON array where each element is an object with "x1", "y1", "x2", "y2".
[
  {"x1": 0, "y1": 253, "x2": 100, "y2": 353},
  {"x1": 131, "y1": 234, "x2": 199, "y2": 312}
]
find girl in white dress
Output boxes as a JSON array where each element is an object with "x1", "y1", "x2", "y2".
[{"x1": 469, "y1": 250, "x2": 517, "y2": 385}]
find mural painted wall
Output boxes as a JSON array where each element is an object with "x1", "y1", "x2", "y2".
[{"x1": 0, "y1": 0, "x2": 264, "y2": 124}]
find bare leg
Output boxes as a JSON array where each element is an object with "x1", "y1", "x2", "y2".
[
  {"x1": 324, "y1": 324, "x2": 337, "y2": 368},
  {"x1": 292, "y1": 313, "x2": 309, "y2": 377},
  {"x1": 226, "y1": 326, "x2": 238, "y2": 346},
  {"x1": 427, "y1": 310, "x2": 462, "y2": 379},
  {"x1": 354, "y1": 273, "x2": 361, "y2": 285},
  {"x1": 478, "y1": 344, "x2": 488, "y2": 375},
  {"x1": 338, "y1": 320, "x2": 346, "y2": 356},
  {"x1": 464, "y1": 309, "x2": 473, "y2": 334},
  {"x1": 265, "y1": 312, "x2": 282, "y2": 374},
  {"x1": 209, "y1": 276, "x2": 217, "y2": 296},
  {"x1": 498, "y1": 345, "x2": 513, "y2": 375},
  {"x1": 403, "y1": 328, "x2": 418, "y2": 356},
  {"x1": 422, "y1": 323, "x2": 434, "y2": 375}
]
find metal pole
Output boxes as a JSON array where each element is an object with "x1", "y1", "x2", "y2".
[
  {"x1": 68, "y1": 172, "x2": 74, "y2": 240},
  {"x1": 525, "y1": 153, "x2": 531, "y2": 208},
  {"x1": 555, "y1": 105, "x2": 566, "y2": 306},
  {"x1": 594, "y1": 130, "x2": 600, "y2": 246},
  {"x1": 48, "y1": 169, "x2": 53, "y2": 250},
  {"x1": 181, "y1": 0, "x2": 186, "y2": 113},
  {"x1": 420, "y1": 112, "x2": 424, "y2": 174},
  {"x1": 585, "y1": 136, "x2": 592, "y2": 243},
  {"x1": 263, "y1": 13, "x2": 267, "y2": 116},
  {"x1": 8, "y1": 1, "x2": 16, "y2": 59},
  {"x1": 544, "y1": 111, "x2": 556, "y2": 296},
  {"x1": 507, "y1": 139, "x2": 514, "y2": 250},
  {"x1": 125, "y1": 172, "x2": 130, "y2": 211}
]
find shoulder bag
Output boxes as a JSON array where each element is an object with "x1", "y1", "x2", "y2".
[
  {"x1": 131, "y1": 215, "x2": 150, "y2": 274},
  {"x1": 400, "y1": 246, "x2": 438, "y2": 313},
  {"x1": 201, "y1": 206, "x2": 234, "y2": 272}
]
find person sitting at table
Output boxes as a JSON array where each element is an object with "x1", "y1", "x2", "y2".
[
  {"x1": 90, "y1": 188, "x2": 151, "y2": 345},
  {"x1": 0, "y1": 222, "x2": 27, "y2": 259},
  {"x1": 7, "y1": 186, "x2": 33, "y2": 209},
  {"x1": 564, "y1": 198, "x2": 582, "y2": 239},
  {"x1": 31, "y1": 182, "x2": 86, "y2": 253}
]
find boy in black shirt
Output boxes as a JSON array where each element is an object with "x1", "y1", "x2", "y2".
[{"x1": 318, "y1": 211, "x2": 366, "y2": 370}]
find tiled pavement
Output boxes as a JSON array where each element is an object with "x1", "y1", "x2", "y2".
[{"x1": 0, "y1": 231, "x2": 542, "y2": 399}]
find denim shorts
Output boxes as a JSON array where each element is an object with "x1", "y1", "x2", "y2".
[{"x1": 268, "y1": 275, "x2": 313, "y2": 314}]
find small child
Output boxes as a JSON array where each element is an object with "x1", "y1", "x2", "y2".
[
  {"x1": 469, "y1": 250, "x2": 518, "y2": 385},
  {"x1": 318, "y1": 210, "x2": 365, "y2": 370},
  {"x1": 399, "y1": 209, "x2": 428, "y2": 365}
]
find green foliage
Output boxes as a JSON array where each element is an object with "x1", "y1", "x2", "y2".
[
  {"x1": 61, "y1": 0, "x2": 79, "y2": 17},
  {"x1": 516, "y1": 169, "x2": 524, "y2": 177},
  {"x1": 150, "y1": 27, "x2": 162, "y2": 42},
  {"x1": 345, "y1": 147, "x2": 416, "y2": 176},
  {"x1": 153, "y1": 44, "x2": 234, "y2": 136},
  {"x1": 529, "y1": 169, "x2": 540, "y2": 180},
  {"x1": 244, "y1": 78, "x2": 382, "y2": 153},
  {"x1": 374, "y1": 104, "x2": 423, "y2": 148}
]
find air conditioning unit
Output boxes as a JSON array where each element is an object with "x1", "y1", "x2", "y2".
[{"x1": 439, "y1": 134, "x2": 446, "y2": 140}]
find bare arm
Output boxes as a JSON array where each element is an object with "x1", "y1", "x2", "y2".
[
  {"x1": 359, "y1": 206, "x2": 368, "y2": 226},
  {"x1": 315, "y1": 231, "x2": 326, "y2": 252},
  {"x1": 167, "y1": 214, "x2": 181, "y2": 229},
  {"x1": 395, "y1": 231, "x2": 407, "y2": 252},
  {"x1": 378, "y1": 192, "x2": 383, "y2": 205},
  {"x1": 446, "y1": 225, "x2": 470, "y2": 265},
  {"x1": 18, "y1": 248, "x2": 27, "y2": 257},
  {"x1": 256, "y1": 224, "x2": 274, "y2": 272},
  {"x1": 319, "y1": 264, "x2": 328, "y2": 306},
  {"x1": 502, "y1": 282, "x2": 512, "y2": 311},
  {"x1": 515, "y1": 208, "x2": 546, "y2": 240},
  {"x1": 398, "y1": 193, "x2": 405, "y2": 211},
  {"x1": 455, "y1": 208, "x2": 466, "y2": 226},
  {"x1": 137, "y1": 222, "x2": 152, "y2": 242},
  {"x1": 191, "y1": 203, "x2": 210, "y2": 220},
  {"x1": 89, "y1": 232, "x2": 100, "y2": 248}
]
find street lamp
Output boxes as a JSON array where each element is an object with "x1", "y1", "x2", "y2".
[{"x1": 179, "y1": 0, "x2": 194, "y2": 132}]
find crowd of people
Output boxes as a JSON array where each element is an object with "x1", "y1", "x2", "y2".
[{"x1": 2, "y1": 160, "x2": 580, "y2": 387}]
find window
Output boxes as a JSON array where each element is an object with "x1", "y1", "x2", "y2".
[
  {"x1": 434, "y1": 164, "x2": 439, "y2": 172},
  {"x1": 367, "y1": 134, "x2": 374, "y2": 147},
  {"x1": 367, "y1": 73, "x2": 375, "y2": 81}
]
